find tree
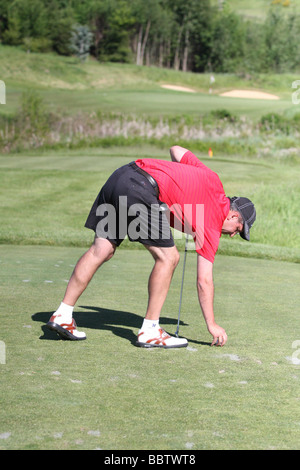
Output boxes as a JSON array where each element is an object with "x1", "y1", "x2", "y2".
[
  {"x1": 46, "y1": 0, "x2": 75, "y2": 55},
  {"x1": 2, "y1": 0, "x2": 48, "y2": 46},
  {"x1": 209, "y1": 6, "x2": 245, "y2": 72},
  {"x1": 263, "y1": 9, "x2": 299, "y2": 72},
  {"x1": 103, "y1": 0, "x2": 135, "y2": 62},
  {"x1": 149, "y1": 4, "x2": 174, "y2": 68},
  {"x1": 0, "y1": 0, "x2": 12, "y2": 41},
  {"x1": 70, "y1": 24, "x2": 93, "y2": 62},
  {"x1": 8, "y1": 0, "x2": 48, "y2": 39},
  {"x1": 187, "y1": 0, "x2": 213, "y2": 72},
  {"x1": 79, "y1": 0, "x2": 135, "y2": 63},
  {"x1": 165, "y1": 0, "x2": 212, "y2": 72},
  {"x1": 72, "y1": 0, "x2": 113, "y2": 59},
  {"x1": 1, "y1": 0, "x2": 75, "y2": 53},
  {"x1": 132, "y1": 0, "x2": 162, "y2": 66}
]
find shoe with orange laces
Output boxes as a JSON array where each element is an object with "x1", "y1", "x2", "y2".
[
  {"x1": 47, "y1": 314, "x2": 86, "y2": 341},
  {"x1": 136, "y1": 328, "x2": 188, "y2": 349}
]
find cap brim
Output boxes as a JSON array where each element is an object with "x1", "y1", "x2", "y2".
[{"x1": 240, "y1": 221, "x2": 250, "y2": 241}]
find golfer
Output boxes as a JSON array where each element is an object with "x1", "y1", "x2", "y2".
[{"x1": 47, "y1": 146, "x2": 256, "y2": 348}]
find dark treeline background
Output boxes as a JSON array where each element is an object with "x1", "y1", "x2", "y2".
[{"x1": 1, "y1": 0, "x2": 300, "y2": 73}]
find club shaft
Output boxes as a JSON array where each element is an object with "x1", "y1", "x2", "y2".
[{"x1": 175, "y1": 235, "x2": 189, "y2": 337}]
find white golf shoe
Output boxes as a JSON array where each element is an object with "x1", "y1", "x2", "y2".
[
  {"x1": 136, "y1": 327, "x2": 188, "y2": 349},
  {"x1": 47, "y1": 314, "x2": 86, "y2": 341}
]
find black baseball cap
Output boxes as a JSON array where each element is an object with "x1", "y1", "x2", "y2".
[{"x1": 230, "y1": 197, "x2": 256, "y2": 241}]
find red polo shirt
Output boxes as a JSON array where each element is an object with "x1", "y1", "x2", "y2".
[{"x1": 135, "y1": 151, "x2": 230, "y2": 263}]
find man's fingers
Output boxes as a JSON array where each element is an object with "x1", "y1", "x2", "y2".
[
  {"x1": 211, "y1": 337, "x2": 218, "y2": 346},
  {"x1": 211, "y1": 334, "x2": 227, "y2": 347}
]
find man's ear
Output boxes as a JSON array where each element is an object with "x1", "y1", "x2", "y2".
[
  {"x1": 230, "y1": 210, "x2": 240, "y2": 220},
  {"x1": 227, "y1": 210, "x2": 238, "y2": 220}
]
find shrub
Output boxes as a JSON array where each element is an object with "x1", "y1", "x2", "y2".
[
  {"x1": 19, "y1": 90, "x2": 49, "y2": 131},
  {"x1": 209, "y1": 109, "x2": 237, "y2": 123},
  {"x1": 22, "y1": 37, "x2": 52, "y2": 53},
  {"x1": 69, "y1": 24, "x2": 93, "y2": 62},
  {"x1": 259, "y1": 113, "x2": 290, "y2": 133}
]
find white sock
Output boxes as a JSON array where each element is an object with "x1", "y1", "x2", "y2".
[
  {"x1": 142, "y1": 318, "x2": 160, "y2": 330},
  {"x1": 54, "y1": 302, "x2": 74, "y2": 323}
]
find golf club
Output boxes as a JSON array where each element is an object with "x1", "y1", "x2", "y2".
[{"x1": 175, "y1": 234, "x2": 189, "y2": 337}]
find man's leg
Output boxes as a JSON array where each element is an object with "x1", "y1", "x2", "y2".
[
  {"x1": 136, "y1": 245, "x2": 188, "y2": 348},
  {"x1": 145, "y1": 245, "x2": 180, "y2": 321},
  {"x1": 47, "y1": 237, "x2": 116, "y2": 340},
  {"x1": 63, "y1": 237, "x2": 116, "y2": 306}
]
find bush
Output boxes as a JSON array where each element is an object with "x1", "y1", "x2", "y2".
[
  {"x1": 209, "y1": 109, "x2": 237, "y2": 123},
  {"x1": 22, "y1": 37, "x2": 52, "y2": 53},
  {"x1": 259, "y1": 113, "x2": 290, "y2": 133},
  {"x1": 70, "y1": 24, "x2": 93, "y2": 62},
  {"x1": 291, "y1": 113, "x2": 300, "y2": 130},
  {"x1": 20, "y1": 91, "x2": 48, "y2": 128}
]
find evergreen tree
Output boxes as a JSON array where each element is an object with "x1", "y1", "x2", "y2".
[{"x1": 70, "y1": 24, "x2": 93, "y2": 62}]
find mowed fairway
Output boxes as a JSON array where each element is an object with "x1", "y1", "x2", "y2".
[
  {"x1": 22, "y1": 87, "x2": 293, "y2": 119},
  {"x1": 0, "y1": 147, "x2": 299, "y2": 450},
  {"x1": 4, "y1": 84, "x2": 294, "y2": 120},
  {"x1": 0, "y1": 244, "x2": 299, "y2": 450}
]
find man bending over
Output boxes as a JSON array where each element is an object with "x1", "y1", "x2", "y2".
[{"x1": 47, "y1": 146, "x2": 256, "y2": 348}]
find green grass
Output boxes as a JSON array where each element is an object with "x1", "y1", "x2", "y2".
[
  {"x1": 0, "y1": 44, "x2": 294, "y2": 93},
  {"x1": 4, "y1": 77, "x2": 295, "y2": 120},
  {"x1": 0, "y1": 44, "x2": 299, "y2": 450},
  {"x1": 0, "y1": 149, "x2": 298, "y2": 449},
  {"x1": 0, "y1": 150, "x2": 299, "y2": 261},
  {"x1": 1, "y1": 45, "x2": 300, "y2": 162},
  {"x1": 0, "y1": 45, "x2": 297, "y2": 120},
  {"x1": 212, "y1": 0, "x2": 300, "y2": 21},
  {"x1": 0, "y1": 245, "x2": 299, "y2": 450}
]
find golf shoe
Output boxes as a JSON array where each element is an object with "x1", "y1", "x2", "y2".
[
  {"x1": 136, "y1": 327, "x2": 188, "y2": 349},
  {"x1": 47, "y1": 314, "x2": 86, "y2": 340}
]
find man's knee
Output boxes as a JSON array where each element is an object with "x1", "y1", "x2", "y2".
[
  {"x1": 171, "y1": 249, "x2": 180, "y2": 269},
  {"x1": 148, "y1": 245, "x2": 180, "y2": 270},
  {"x1": 91, "y1": 237, "x2": 116, "y2": 264}
]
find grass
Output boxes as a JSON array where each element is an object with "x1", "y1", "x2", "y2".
[
  {"x1": 0, "y1": 148, "x2": 298, "y2": 450},
  {"x1": 0, "y1": 45, "x2": 297, "y2": 119},
  {"x1": 0, "y1": 44, "x2": 299, "y2": 450},
  {"x1": 1, "y1": 45, "x2": 300, "y2": 163},
  {"x1": 212, "y1": 0, "x2": 300, "y2": 21},
  {"x1": 0, "y1": 150, "x2": 299, "y2": 262},
  {"x1": 3, "y1": 77, "x2": 295, "y2": 120},
  {"x1": 0, "y1": 245, "x2": 299, "y2": 450},
  {"x1": 0, "y1": 44, "x2": 295, "y2": 93},
  {"x1": 1, "y1": 45, "x2": 300, "y2": 165}
]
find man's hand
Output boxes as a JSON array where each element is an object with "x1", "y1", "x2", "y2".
[
  {"x1": 197, "y1": 255, "x2": 228, "y2": 346},
  {"x1": 207, "y1": 322, "x2": 228, "y2": 347}
]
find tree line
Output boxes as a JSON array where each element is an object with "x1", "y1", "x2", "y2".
[{"x1": 0, "y1": 0, "x2": 300, "y2": 73}]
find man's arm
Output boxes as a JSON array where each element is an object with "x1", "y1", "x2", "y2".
[
  {"x1": 169, "y1": 145, "x2": 188, "y2": 163},
  {"x1": 197, "y1": 254, "x2": 228, "y2": 346},
  {"x1": 170, "y1": 146, "x2": 205, "y2": 169}
]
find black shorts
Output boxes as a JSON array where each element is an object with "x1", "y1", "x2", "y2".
[{"x1": 84, "y1": 163, "x2": 174, "y2": 249}]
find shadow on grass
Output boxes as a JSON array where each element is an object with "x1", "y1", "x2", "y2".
[{"x1": 32, "y1": 305, "x2": 210, "y2": 347}]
